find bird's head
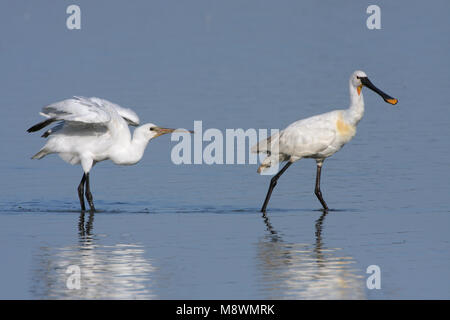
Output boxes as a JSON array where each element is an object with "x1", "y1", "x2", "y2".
[
  {"x1": 135, "y1": 123, "x2": 193, "y2": 141},
  {"x1": 350, "y1": 70, "x2": 398, "y2": 105}
]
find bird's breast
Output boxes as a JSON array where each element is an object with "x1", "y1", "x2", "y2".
[{"x1": 336, "y1": 114, "x2": 356, "y2": 141}]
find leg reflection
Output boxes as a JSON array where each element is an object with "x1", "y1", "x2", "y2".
[
  {"x1": 256, "y1": 210, "x2": 364, "y2": 299},
  {"x1": 78, "y1": 211, "x2": 95, "y2": 239},
  {"x1": 261, "y1": 212, "x2": 283, "y2": 242}
]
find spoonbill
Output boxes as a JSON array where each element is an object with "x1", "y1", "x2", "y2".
[
  {"x1": 27, "y1": 96, "x2": 192, "y2": 211},
  {"x1": 252, "y1": 70, "x2": 398, "y2": 212}
]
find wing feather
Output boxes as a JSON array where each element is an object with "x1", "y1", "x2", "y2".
[
  {"x1": 42, "y1": 96, "x2": 111, "y2": 124},
  {"x1": 86, "y1": 97, "x2": 140, "y2": 126},
  {"x1": 28, "y1": 96, "x2": 141, "y2": 136}
]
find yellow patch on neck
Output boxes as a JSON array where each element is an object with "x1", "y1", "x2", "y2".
[
  {"x1": 357, "y1": 85, "x2": 362, "y2": 95},
  {"x1": 336, "y1": 114, "x2": 356, "y2": 137}
]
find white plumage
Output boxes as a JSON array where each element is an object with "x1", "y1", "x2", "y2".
[
  {"x1": 252, "y1": 110, "x2": 346, "y2": 171},
  {"x1": 252, "y1": 70, "x2": 398, "y2": 212},
  {"x1": 28, "y1": 96, "x2": 189, "y2": 211},
  {"x1": 40, "y1": 96, "x2": 140, "y2": 126}
]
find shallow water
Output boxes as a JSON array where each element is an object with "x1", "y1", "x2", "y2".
[{"x1": 1, "y1": 1, "x2": 450, "y2": 299}]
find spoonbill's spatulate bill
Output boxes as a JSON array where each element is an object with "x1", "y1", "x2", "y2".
[
  {"x1": 252, "y1": 70, "x2": 398, "y2": 212},
  {"x1": 27, "y1": 96, "x2": 192, "y2": 211}
]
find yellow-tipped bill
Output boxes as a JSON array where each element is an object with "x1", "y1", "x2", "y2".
[
  {"x1": 360, "y1": 77, "x2": 398, "y2": 106},
  {"x1": 385, "y1": 98, "x2": 398, "y2": 105}
]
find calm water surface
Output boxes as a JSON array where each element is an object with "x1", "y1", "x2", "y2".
[{"x1": 0, "y1": 1, "x2": 449, "y2": 299}]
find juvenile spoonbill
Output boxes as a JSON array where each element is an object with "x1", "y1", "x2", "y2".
[
  {"x1": 252, "y1": 70, "x2": 398, "y2": 212},
  {"x1": 27, "y1": 96, "x2": 191, "y2": 211}
]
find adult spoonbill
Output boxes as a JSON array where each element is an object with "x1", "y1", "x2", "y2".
[
  {"x1": 27, "y1": 96, "x2": 192, "y2": 211},
  {"x1": 252, "y1": 70, "x2": 398, "y2": 212}
]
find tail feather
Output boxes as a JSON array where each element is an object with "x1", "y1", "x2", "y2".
[
  {"x1": 31, "y1": 149, "x2": 49, "y2": 159},
  {"x1": 251, "y1": 132, "x2": 280, "y2": 155},
  {"x1": 257, "y1": 154, "x2": 283, "y2": 174},
  {"x1": 252, "y1": 132, "x2": 283, "y2": 174},
  {"x1": 257, "y1": 163, "x2": 271, "y2": 174}
]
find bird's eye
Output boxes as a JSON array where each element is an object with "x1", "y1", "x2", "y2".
[
  {"x1": 150, "y1": 127, "x2": 155, "y2": 131},
  {"x1": 356, "y1": 76, "x2": 361, "y2": 79}
]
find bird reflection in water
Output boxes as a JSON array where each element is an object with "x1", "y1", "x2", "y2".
[
  {"x1": 30, "y1": 212, "x2": 156, "y2": 299},
  {"x1": 257, "y1": 211, "x2": 365, "y2": 299}
]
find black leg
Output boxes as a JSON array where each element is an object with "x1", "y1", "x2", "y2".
[
  {"x1": 314, "y1": 161, "x2": 329, "y2": 211},
  {"x1": 84, "y1": 173, "x2": 96, "y2": 212},
  {"x1": 77, "y1": 174, "x2": 86, "y2": 211},
  {"x1": 261, "y1": 161, "x2": 292, "y2": 212}
]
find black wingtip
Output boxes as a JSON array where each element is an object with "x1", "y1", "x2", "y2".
[
  {"x1": 41, "y1": 130, "x2": 51, "y2": 138},
  {"x1": 27, "y1": 118, "x2": 55, "y2": 133}
]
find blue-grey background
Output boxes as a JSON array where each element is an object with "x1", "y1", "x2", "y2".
[{"x1": 0, "y1": 0, "x2": 449, "y2": 299}]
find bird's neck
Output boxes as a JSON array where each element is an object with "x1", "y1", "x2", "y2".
[
  {"x1": 128, "y1": 131, "x2": 151, "y2": 164},
  {"x1": 344, "y1": 84, "x2": 365, "y2": 126},
  {"x1": 110, "y1": 129, "x2": 150, "y2": 165}
]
